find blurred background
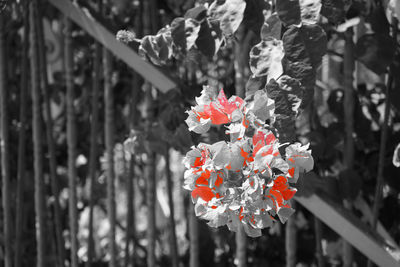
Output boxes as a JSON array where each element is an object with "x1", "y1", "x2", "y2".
[{"x1": 0, "y1": 0, "x2": 400, "y2": 266}]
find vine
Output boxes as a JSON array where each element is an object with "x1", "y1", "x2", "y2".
[{"x1": 120, "y1": 0, "x2": 331, "y2": 236}]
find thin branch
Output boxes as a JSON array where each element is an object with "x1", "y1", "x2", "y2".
[
  {"x1": 165, "y1": 147, "x2": 179, "y2": 267},
  {"x1": 65, "y1": 16, "x2": 79, "y2": 267},
  {"x1": 30, "y1": 1, "x2": 47, "y2": 265},
  {"x1": 0, "y1": 9, "x2": 12, "y2": 267},
  {"x1": 87, "y1": 2, "x2": 102, "y2": 266},
  {"x1": 14, "y1": 2, "x2": 29, "y2": 267},
  {"x1": 36, "y1": 2, "x2": 65, "y2": 265}
]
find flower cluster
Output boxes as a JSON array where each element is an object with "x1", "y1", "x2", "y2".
[{"x1": 184, "y1": 86, "x2": 313, "y2": 237}]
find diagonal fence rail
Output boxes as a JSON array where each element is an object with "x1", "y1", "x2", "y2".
[
  {"x1": 48, "y1": 0, "x2": 176, "y2": 93},
  {"x1": 295, "y1": 192, "x2": 400, "y2": 267}
]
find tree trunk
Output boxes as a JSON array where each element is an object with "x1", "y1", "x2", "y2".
[
  {"x1": 285, "y1": 205, "x2": 297, "y2": 267},
  {"x1": 87, "y1": 25, "x2": 102, "y2": 267},
  {"x1": 87, "y1": 2, "x2": 103, "y2": 265},
  {"x1": 36, "y1": 3, "x2": 65, "y2": 265},
  {"x1": 314, "y1": 217, "x2": 325, "y2": 267},
  {"x1": 104, "y1": 43, "x2": 117, "y2": 267},
  {"x1": 0, "y1": 9, "x2": 12, "y2": 267},
  {"x1": 142, "y1": 0, "x2": 157, "y2": 266},
  {"x1": 30, "y1": 1, "x2": 46, "y2": 266},
  {"x1": 234, "y1": 25, "x2": 247, "y2": 267},
  {"x1": 189, "y1": 204, "x2": 199, "y2": 267},
  {"x1": 124, "y1": 72, "x2": 140, "y2": 267},
  {"x1": 65, "y1": 17, "x2": 79, "y2": 267},
  {"x1": 165, "y1": 147, "x2": 179, "y2": 267},
  {"x1": 143, "y1": 83, "x2": 157, "y2": 267},
  {"x1": 342, "y1": 27, "x2": 355, "y2": 267},
  {"x1": 367, "y1": 16, "x2": 398, "y2": 267},
  {"x1": 15, "y1": 3, "x2": 29, "y2": 267}
]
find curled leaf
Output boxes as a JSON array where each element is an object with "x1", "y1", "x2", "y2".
[
  {"x1": 171, "y1": 18, "x2": 201, "y2": 52},
  {"x1": 260, "y1": 13, "x2": 282, "y2": 40},
  {"x1": 282, "y1": 24, "x2": 327, "y2": 69},
  {"x1": 249, "y1": 38, "x2": 284, "y2": 80},
  {"x1": 300, "y1": 0, "x2": 322, "y2": 24},
  {"x1": 276, "y1": 0, "x2": 301, "y2": 26},
  {"x1": 320, "y1": 0, "x2": 345, "y2": 23},
  {"x1": 208, "y1": 0, "x2": 247, "y2": 37}
]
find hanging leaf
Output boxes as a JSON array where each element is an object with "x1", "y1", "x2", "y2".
[
  {"x1": 246, "y1": 89, "x2": 275, "y2": 122},
  {"x1": 185, "y1": 5, "x2": 208, "y2": 21},
  {"x1": 276, "y1": 0, "x2": 301, "y2": 26},
  {"x1": 265, "y1": 77, "x2": 303, "y2": 142},
  {"x1": 138, "y1": 28, "x2": 173, "y2": 65},
  {"x1": 285, "y1": 142, "x2": 314, "y2": 182},
  {"x1": 281, "y1": 24, "x2": 325, "y2": 108},
  {"x1": 300, "y1": 0, "x2": 322, "y2": 24},
  {"x1": 260, "y1": 13, "x2": 282, "y2": 40},
  {"x1": 249, "y1": 38, "x2": 284, "y2": 80},
  {"x1": 355, "y1": 34, "x2": 395, "y2": 74},
  {"x1": 369, "y1": 4, "x2": 390, "y2": 35},
  {"x1": 245, "y1": 75, "x2": 266, "y2": 98},
  {"x1": 282, "y1": 59, "x2": 316, "y2": 109},
  {"x1": 242, "y1": 0, "x2": 271, "y2": 34},
  {"x1": 320, "y1": 0, "x2": 345, "y2": 23},
  {"x1": 208, "y1": 0, "x2": 247, "y2": 37},
  {"x1": 282, "y1": 24, "x2": 327, "y2": 69},
  {"x1": 196, "y1": 19, "x2": 218, "y2": 57},
  {"x1": 171, "y1": 17, "x2": 201, "y2": 52}
]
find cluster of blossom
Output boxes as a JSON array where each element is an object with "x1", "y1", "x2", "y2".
[{"x1": 183, "y1": 86, "x2": 313, "y2": 237}]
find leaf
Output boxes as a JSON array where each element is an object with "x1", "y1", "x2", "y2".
[
  {"x1": 276, "y1": 0, "x2": 301, "y2": 26},
  {"x1": 210, "y1": 141, "x2": 230, "y2": 168},
  {"x1": 185, "y1": 109, "x2": 211, "y2": 134},
  {"x1": 166, "y1": 124, "x2": 193, "y2": 153},
  {"x1": 249, "y1": 38, "x2": 284, "y2": 80},
  {"x1": 196, "y1": 20, "x2": 217, "y2": 57},
  {"x1": 355, "y1": 34, "x2": 395, "y2": 74},
  {"x1": 320, "y1": 0, "x2": 345, "y2": 23},
  {"x1": 275, "y1": 75, "x2": 304, "y2": 116},
  {"x1": 369, "y1": 4, "x2": 390, "y2": 35},
  {"x1": 264, "y1": 76, "x2": 303, "y2": 142},
  {"x1": 242, "y1": 0, "x2": 271, "y2": 34},
  {"x1": 227, "y1": 143, "x2": 246, "y2": 171},
  {"x1": 171, "y1": 17, "x2": 201, "y2": 52},
  {"x1": 282, "y1": 58, "x2": 316, "y2": 108},
  {"x1": 138, "y1": 28, "x2": 173, "y2": 65},
  {"x1": 260, "y1": 13, "x2": 282, "y2": 40},
  {"x1": 285, "y1": 142, "x2": 314, "y2": 182},
  {"x1": 393, "y1": 143, "x2": 400, "y2": 168},
  {"x1": 282, "y1": 24, "x2": 327, "y2": 69},
  {"x1": 245, "y1": 75, "x2": 266, "y2": 98},
  {"x1": 243, "y1": 224, "x2": 262, "y2": 237},
  {"x1": 277, "y1": 206, "x2": 295, "y2": 223},
  {"x1": 185, "y1": 5, "x2": 208, "y2": 21},
  {"x1": 208, "y1": 0, "x2": 247, "y2": 37},
  {"x1": 246, "y1": 89, "x2": 275, "y2": 122},
  {"x1": 300, "y1": 0, "x2": 322, "y2": 24},
  {"x1": 195, "y1": 85, "x2": 218, "y2": 105}
]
